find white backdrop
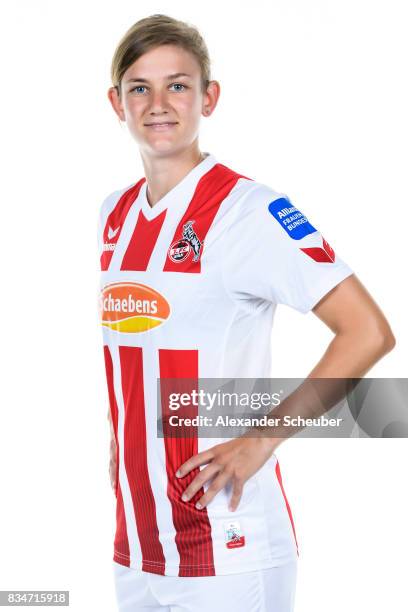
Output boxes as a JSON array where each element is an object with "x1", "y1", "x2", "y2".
[{"x1": 0, "y1": 1, "x2": 407, "y2": 610}]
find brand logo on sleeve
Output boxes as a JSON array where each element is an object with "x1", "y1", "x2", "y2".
[
  {"x1": 224, "y1": 521, "x2": 245, "y2": 548},
  {"x1": 99, "y1": 282, "x2": 170, "y2": 333},
  {"x1": 300, "y1": 237, "x2": 336, "y2": 262},
  {"x1": 268, "y1": 197, "x2": 317, "y2": 240},
  {"x1": 108, "y1": 225, "x2": 120, "y2": 239},
  {"x1": 103, "y1": 225, "x2": 122, "y2": 251},
  {"x1": 168, "y1": 220, "x2": 203, "y2": 263}
]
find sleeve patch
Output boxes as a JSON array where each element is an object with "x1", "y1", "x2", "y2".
[{"x1": 268, "y1": 197, "x2": 318, "y2": 240}]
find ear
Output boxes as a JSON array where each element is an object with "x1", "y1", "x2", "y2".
[
  {"x1": 202, "y1": 80, "x2": 221, "y2": 117},
  {"x1": 107, "y1": 86, "x2": 125, "y2": 122}
]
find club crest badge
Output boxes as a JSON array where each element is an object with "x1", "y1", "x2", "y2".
[{"x1": 168, "y1": 220, "x2": 203, "y2": 263}]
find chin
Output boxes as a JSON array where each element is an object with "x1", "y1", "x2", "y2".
[{"x1": 146, "y1": 140, "x2": 187, "y2": 158}]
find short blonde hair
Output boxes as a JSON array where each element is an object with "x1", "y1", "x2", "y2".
[{"x1": 110, "y1": 14, "x2": 211, "y2": 96}]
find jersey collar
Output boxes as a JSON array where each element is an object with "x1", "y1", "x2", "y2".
[{"x1": 139, "y1": 152, "x2": 217, "y2": 220}]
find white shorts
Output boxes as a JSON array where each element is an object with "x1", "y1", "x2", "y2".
[{"x1": 113, "y1": 560, "x2": 298, "y2": 612}]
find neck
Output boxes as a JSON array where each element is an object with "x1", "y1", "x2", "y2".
[{"x1": 141, "y1": 144, "x2": 206, "y2": 208}]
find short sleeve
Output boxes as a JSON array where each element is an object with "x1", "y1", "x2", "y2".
[
  {"x1": 221, "y1": 184, "x2": 354, "y2": 314},
  {"x1": 96, "y1": 185, "x2": 133, "y2": 257},
  {"x1": 97, "y1": 192, "x2": 114, "y2": 256},
  {"x1": 97, "y1": 200, "x2": 105, "y2": 256}
]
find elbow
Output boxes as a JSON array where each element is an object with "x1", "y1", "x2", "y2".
[
  {"x1": 381, "y1": 328, "x2": 396, "y2": 354},
  {"x1": 367, "y1": 322, "x2": 396, "y2": 359},
  {"x1": 343, "y1": 318, "x2": 396, "y2": 365}
]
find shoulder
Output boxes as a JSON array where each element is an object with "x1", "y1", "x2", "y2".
[
  {"x1": 97, "y1": 179, "x2": 145, "y2": 251},
  {"x1": 212, "y1": 160, "x2": 288, "y2": 217},
  {"x1": 241, "y1": 179, "x2": 288, "y2": 207},
  {"x1": 214, "y1": 159, "x2": 287, "y2": 206},
  {"x1": 224, "y1": 173, "x2": 291, "y2": 227},
  {"x1": 99, "y1": 179, "x2": 144, "y2": 219}
]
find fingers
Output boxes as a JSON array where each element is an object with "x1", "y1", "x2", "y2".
[
  {"x1": 180, "y1": 462, "x2": 221, "y2": 503},
  {"x1": 184, "y1": 465, "x2": 246, "y2": 511},
  {"x1": 228, "y1": 477, "x2": 244, "y2": 512},
  {"x1": 175, "y1": 448, "x2": 215, "y2": 478},
  {"x1": 181, "y1": 465, "x2": 244, "y2": 511},
  {"x1": 176, "y1": 441, "x2": 248, "y2": 511},
  {"x1": 192, "y1": 470, "x2": 231, "y2": 509}
]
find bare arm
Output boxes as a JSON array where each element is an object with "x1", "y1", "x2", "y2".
[
  {"x1": 309, "y1": 273, "x2": 396, "y2": 378},
  {"x1": 250, "y1": 273, "x2": 397, "y2": 444},
  {"x1": 244, "y1": 273, "x2": 397, "y2": 448},
  {"x1": 175, "y1": 273, "x2": 397, "y2": 512}
]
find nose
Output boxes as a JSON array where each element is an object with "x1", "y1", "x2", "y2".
[{"x1": 148, "y1": 88, "x2": 169, "y2": 115}]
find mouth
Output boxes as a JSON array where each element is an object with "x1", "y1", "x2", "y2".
[{"x1": 144, "y1": 122, "x2": 178, "y2": 131}]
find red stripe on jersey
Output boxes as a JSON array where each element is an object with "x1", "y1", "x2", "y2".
[
  {"x1": 103, "y1": 346, "x2": 119, "y2": 496},
  {"x1": 163, "y1": 163, "x2": 251, "y2": 273},
  {"x1": 121, "y1": 208, "x2": 167, "y2": 271},
  {"x1": 113, "y1": 482, "x2": 130, "y2": 567},
  {"x1": 103, "y1": 346, "x2": 130, "y2": 565},
  {"x1": 275, "y1": 460, "x2": 299, "y2": 556},
  {"x1": 100, "y1": 179, "x2": 146, "y2": 271},
  {"x1": 159, "y1": 349, "x2": 216, "y2": 577},
  {"x1": 119, "y1": 345, "x2": 166, "y2": 575}
]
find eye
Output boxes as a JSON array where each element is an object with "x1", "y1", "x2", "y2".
[
  {"x1": 169, "y1": 83, "x2": 188, "y2": 92},
  {"x1": 129, "y1": 85, "x2": 148, "y2": 94}
]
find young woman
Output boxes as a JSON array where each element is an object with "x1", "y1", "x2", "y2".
[{"x1": 98, "y1": 14, "x2": 395, "y2": 612}]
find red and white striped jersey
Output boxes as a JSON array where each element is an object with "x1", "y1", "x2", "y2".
[{"x1": 97, "y1": 152, "x2": 353, "y2": 576}]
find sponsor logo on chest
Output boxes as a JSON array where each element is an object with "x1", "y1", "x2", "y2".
[{"x1": 99, "y1": 282, "x2": 170, "y2": 333}]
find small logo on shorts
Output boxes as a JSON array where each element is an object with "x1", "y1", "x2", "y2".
[{"x1": 224, "y1": 521, "x2": 245, "y2": 549}]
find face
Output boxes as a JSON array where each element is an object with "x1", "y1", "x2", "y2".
[{"x1": 108, "y1": 44, "x2": 220, "y2": 158}]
